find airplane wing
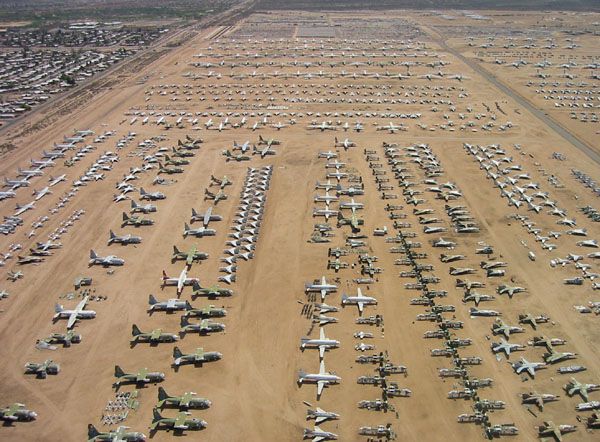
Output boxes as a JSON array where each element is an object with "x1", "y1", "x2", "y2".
[
  {"x1": 312, "y1": 435, "x2": 325, "y2": 442},
  {"x1": 136, "y1": 368, "x2": 148, "y2": 381},
  {"x1": 319, "y1": 327, "x2": 325, "y2": 340},
  {"x1": 527, "y1": 366, "x2": 535, "y2": 377},
  {"x1": 67, "y1": 312, "x2": 78, "y2": 329},
  {"x1": 317, "y1": 380, "x2": 326, "y2": 397},
  {"x1": 357, "y1": 301, "x2": 364, "y2": 313},
  {"x1": 174, "y1": 413, "x2": 186, "y2": 428},
  {"x1": 166, "y1": 299, "x2": 176, "y2": 309},
  {"x1": 319, "y1": 345, "x2": 325, "y2": 359},
  {"x1": 75, "y1": 296, "x2": 88, "y2": 312}
]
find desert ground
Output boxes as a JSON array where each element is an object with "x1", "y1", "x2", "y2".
[{"x1": 0, "y1": 9, "x2": 599, "y2": 442}]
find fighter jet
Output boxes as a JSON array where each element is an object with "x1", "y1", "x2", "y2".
[
  {"x1": 113, "y1": 366, "x2": 164, "y2": 387},
  {"x1": 305, "y1": 276, "x2": 338, "y2": 302},
  {"x1": 87, "y1": 424, "x2": 146, "y2": 441},
  {"x1": 462, "y1": 291, "x2": 495, "y2": 306},
  {"x1": 17, "y1": 255, "x2": 44, "y2": 265},
  {"x1": 519, "y1": 313, "x2": 550, "y2": 330},
  {"x1": 122, "y1": 212, "x2": 153, "y2": 228},
  {"x1": 341, "y1": 288, "x2": 377, "y2": 314},
  {"x1": 191, "y1": 281, "x2": 233, "y2": 299},
  {"x1": 537, "y1": 421, "x2": 577, "y2": 441},
  {"x1": 172, "y1": 245, "x2": 208, "y2": 266},
  {"x1": 150, "y1": 410, "x2": 206, "y2": 432},
  {"x1": 497, "y1": 285, "x2": 527, "y2": 298},
  {"x1": 172, "y1": 346, "x2": 222, "y2": 367},
  {"x1": 204, "y1": 189, "x2": 227, "y2": 204},
  {"x1": 162, "y1": 268, "x2": 199, "y2": 295},
  {"x1": 492, "y1": 318, "x2": 524, "y2": 339},
  {"x1": 565, "y1": 378, "x2": 600, "y2": 402},
  {"x1": 130, "y1": 200, "x2": 156, "y2": 214},
  {"x1": 191, "y1": 207, "x2": 222, "y2": 227},
  {"x1": 157, "y1": 387, "x2": 211, "y2": 410},
  {"x1": 544, "y1": 348, "x2": 577, "y2": 364},
  {"x1": 297, "y1": 360, "x2": 341, "y2": 397},
  {"x1": 130, "y1": 325, "x2": 179, "y2": 345},
  {"x1": 39, "y1": 330, "x2": 81, "y2": 348},
  {"x1": 183, "y1": 223, "x2": 216, "y2": 238},
  {"x1": 140, "y1": 188, "x2": 165, "y2": 200},
  {"x1": 89, "y1": 250, "x2": 124, "y2": 267},
  {"x1": 303, "y1": 426, "x2": 338, "y2": 441},
  {"x1": 300, "y1": 327, "x2": 340, "y2": 359},
  {"x1": 147, "y1": 295, "x2": 191, "y2": 314},
  {"x1": 0, "y1": 403, "x2": 37, "y2": 423},
  {"x1": 54, "y1": 296, "x2": 96, "y2": 329},
  {"x1": 180, "y1": 317, "x2": 225, "y2": 335},
  {"x1": 511, "y1": 357, "x2": 546, "y2": 378},
  {"x1": 108, "y1": 230, "x2": 141, "y2": 246},
  {"x1": 210, "y1": 174, "x2": 232, "y2": 189},
  {"x1": 164, "y1": 154, "x2": 190, "y2": 166},
  {"x1": 521, "y1": 392, "x2": 560, "y2": 411},
  {"x1": 491, "y1": 338, "x2": 525, "y2": 357},
  {"x1": 306, "y1": 407, "x2": 339, "y2": 424}
]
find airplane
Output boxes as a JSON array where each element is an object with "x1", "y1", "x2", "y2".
[
  {"x1": 253, "y1": 144, "x2": 276, "y2": 158},
  {"x1": 303, "y1": 426, "x2": 338, "y2": 442},
  {"x1": 3, "y1": 177, "x2": 30, "y2": 189},
  {"x1": 537, "y1": 421, "x2": 577, "y2": 441},
  {"x1": 341, "y1": 288, "x2": 377, "y2": 314},
  {"x1": 336, "y1": 184, "x2": 364, "y2": 196},
  {"x1": 165, "y1": 154, "x2": 190, "y2": 166},
  {"x1": 334, "y1": 137, "x2": 355, "y2": 150},
  {"x1": 209, "y1": 174, "x2": 232, "y2": 189},
  {"x1": 232, "y1": 141, "x2": 251, "y2": 153},
  {"x1": 42, "y1": 149, "x2": 65, "y2": 159},
  {"x1": 223, "y1": 150, "x2": 250, "y2": 162},
  {"x1": 491, "y1": 338, "x2": 525, "y2": 357},
  {"x1": 14, "y1": 201, "x2": 36, "y2": 216},
  {"x1": 0, "y1": 403, "x2": 37, "y2": 423},
  {"x1": 521, "y1": 392, "x2": 560, "y2": 411},
  {"x1": 121, "y1": 213, "x2": 154, "y2": 228},
  {"x1": 300, "y1": 327, "x2": 340, "y2": 359},
  {"x1": 32, "y1": 187, "x2": 52, "y2": 201},
  {"x1": 162, "y1": 268, "x2": 199, "y2": 295},
  {"x1": 184, "y1": 304, "x2": 226, "y2": 319},
  {"x1": 89, "y1": 250, "x2": 124, "y2": 267},
  {"x1": 31, "y1": 158, "x2": 55, "y2": 168},
  {"x1": 449, "y1": 267, "x2": 476, "y2": 276},
  {"x1": 172, "y1": 245, "x2": 208, "y2": 265},
  {"x1": 257, "y1": 135, "x2": 281, "y2": 146},
  {"x1": 130, "y1": 324, "x2": 179, "y2": 345},
  {"x1": 191, "y1": 207, "x2": 222, "y2": 227},
  {"x1": 492, "y1": 318, "x2": 524, "y2": 339},
  {"x1": 183, "y1": 223, "x2": 216, "y2": 238},
  {"x1": 565, "y1": 377, "x2": 600, "y2": 402},
  {"x1": 150, "y1": 409, "x2": 206, "y2": 432},
  {"x1": 130, "y1": 200, "x2": 156, "y2": 214},
  {"x1": 462, "y1": 291, "x2": 495, "y2": 306},
  {"x1": 204, "y1": 189, "x2": 227, "y2": 204},
  {"x1": 17, "y1": 255, "x2": 45, "y2": 265},
  {"x1": 497, "y1": 285, "x2": 527, "y2": 298},
  {"x1": 87, "y1": 424, "x2": 145, "y2": 441},
  {"x1": 17, "y1": 167, "x2": 43, "y2": 178},
  {"x1": 543, "y1": 348, "x2": 577, "y2": 364},
  {"x1": 113, "y1": 366, "x2": 164, "y2": 387},
  {"x1": 191, "y1": 281, "x2": 233, "y2": 299},
  {"x1": 172, "y1": 346, "x2": 222, "y2": 367},
  {"x1": 180, "y1": 317, "x2": 225, "y2": 335},
  {"x1": 511, "y1": 357, "x2": 546, "y2": 378},
  {"x1": 307, "y1": 122, "x2": 337, "y2": 131},
  {"x1": 519, "y1": 313, "x2": 550, "y2": 330},
  {"x1": 327, "y1": 258, "x2": 348, "y2": 273},
  {"x1": 54, "y1": 296, "x2": 96, "y2": 329},
  {"x1": 148, "y1": 295, "x2": 191, "y2": 313},
  {"x1": 140, "y1": 188, "x2": 165, "y2": 200},
  {"x1": 297, "y1": 360, "x2": 341, "y2": 397},
  {"x1": 39, "y1": 330, "x2": 81, "y2": 348},
  {"x1": 24, "y1": 359, "x2": 60, "y2": 378},
  {"x1": 441, "y1": 254, "x2": 466, "y2": 263},
  {"x1": 158, "y1": 162, "x2": 183, "y2": 175},
  {"x1": 318, "y1": 151, "x2": 338, "y2": 160},
  {"x1": 108, "y1": 230, "x2": 141, "y2": 246},
  {"x1": 0, "y1": 190, "x2": 16, "y2": 200},
  {"x1": 157, "y1": 387, "x2": 211, "y2": 410},
  {"x1": 305, "y1": 276, "x2": 338, "y2": 302},
  {"x1": 376, "y1": 122, "x2": 405, "y2": 133},
  {"x1": 306, "y1": 407, "x2": 339, "y2": 425},
  {"x1": 7, "y1": 270, "x2": 23, "y2": 281}
]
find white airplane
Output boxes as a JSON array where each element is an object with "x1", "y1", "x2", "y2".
[
  {"x1": 300, "y1": 327, "x2": 340, "y2": 358},
  {"x1": 298, "y1": 360, "x2": 341, "y2": 397},
  {"x1": 233, "y1": 140, "x2": 251, "y2": 153},
  {"x1": 14, "y1": 201, "x2": 36, "y2": 216},
  {"x1": 303, "y1": 426, "x2": 338, "y2": 442},
  {"x1": 32, "y1": 187, "x2": 52, "y2": 201},
  {"x1": 162, "y1": 268, "x2": 199, "y2": 295},
  {"x1": 334, "y1": 137, "x2": 355, "y2": 150},
  {"x1": 341, "y1": 288, "x2": 377, "y2": 314},
  {"x1": 376, "y1": 122, "x2": 405, "y2": 133},
  {"x1": 54, "y1": 296, "x2": 96, "y2": 329},
  {"x1": 31, "y1": 158, "x2": 55, "y2": 168},
  {"x1": 89, "y1": 250, "x2": 125, "y2": 267},
  {"x1": 183, "y1": 223, "x2": 216, "y2": 238},
  {"x1": 17, "y1": 167, "x2": 43, "y2": 178},
  {"x1": 306, "y1": 407, "x2": 340, "y2": 425},
  {"x1": 191, "y1": 207, "x2": 222, "y2": 227},
  {"x1": 307, "y1": 121, "x2": 337, "y2": 131},
  {"x1": 318, "y1": 151, "x2": 337, "y2": 160},
  {"x1": 4, "y1": 177, "x2": 29, "y2": 189},
  {"x1": 48, "y1": 175, "x2": 66, "y2": 187},
  {"x1": 131, "y1": 200, "x2": 156, "y2": 214},
  {"x1": 305, "y1": 276, "x2": 337, "y2": 301},
  {"x1": 0, "y1": 191, "x2": 16, "y2": 200}
]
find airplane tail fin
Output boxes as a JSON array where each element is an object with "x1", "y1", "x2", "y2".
[
  {"x1": 87, "y1": 424, "x2": 100, "y2": 439},
  {"x1": 162, "y1": 270, "x2": 168, "y2": 281},
  {"x1": 152, "y1": 408, "x2": 163, "y2": 422},
  {"x1": 184, "y1": 222, "x2": 190, "y2": 233},
  {"x1": 131, "y1": 200, "x2": 138, "y2": 209},
  {"x1": 114, "y1": 365, "x2": 125, "y2": 378},
  {"x1": 140, "y1": 187, "x2": 146, "y2": 195},
  {"x1": 148, "y1": 294, "x2": 157, "y2": 305},
  {"x1": 54, "y1": 304, "x2": 63, "y2": 314},
  {"x1": 192, "y1": 280, "x2": 201, "y2": 291},
  {"x1": 173, "y1": 245, "x2": 180, "y2": 255},
  {"x1": 173, "y1": 346, "x2": 183, "y2": 359},
  {"x1": 341, "y1": 294, "x2": 348, "y2": 303},
  {"x1": 131, "y1": 324, "x2": 142, "y2": 336},
  {"x1": 180, "y1": 316, "x2": 189, "y2": 328},
  {"x1": 157, "y1": 386, "x2": 168, "y2": 403},
  {"x1": 122, "y1": 212, "x2": 129, "y2": 221},
  {"x1": 109, "y1": 230, "x2": 116, "y2": 242},
  {"x1": 90, "y1": 249, "x2": 97, "y2": 259},
  {"x1": 191, "y1": 207, "x2": 198, "y2": 218}
]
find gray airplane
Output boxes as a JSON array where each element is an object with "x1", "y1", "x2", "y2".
[
  {"x1": 191, "y1": 207, "x2": 222, "y2": 227},
  {"x1": 306, "y1": 407, "x2": 340, "y2": 424},
  {"x1": 108, "y1": 230, "x2": 141, "y2": 246},
  {"x1": 341, "y1": 288, "x2": 377, "y2": 314},
  {"x1": 511, "y1": 357, "x2": 547, "y2": 378},
  {"x1": 521, "y1": 392, "x2": 560, "y2": 411},
  {"x1": 150, "y1": 409, "x2": 206, "y2": 432},
  {"x1": 303, "y1": 426, "x2": 338, "y2": 441},
  {"x1": 305, "y1": 276, "x2": 338, "y2": 302},
  {"x1": 140, "y1": 188, "x2": 165, "y2": 200},
  {"x1": 183, "y1": 223, "x2": 216, "y2": 238},
  {"x1": 147, "y1": 295, "x2": 191, "y2": 314},
  {"x1": 89, "y1": 250, "x2": 125, "y2": 267},
  {"x1": 491, "y1": 339, "x2": 525, "y2": 357},
  {"x1": 131, "y1": 200, "x2": 157, "y2": 214},
  {"x1": 300, "y1": 327, "x2": 340, "y2": 358},
  {"x1": 492, "y1": 318, "x2": 524, "y2": 339},
  {"x1": 298, "y1": 360, "x2": 341, "y2": 397},
  {"x1": 54, "y1": 296, "x2": 96, "y2": 329}
]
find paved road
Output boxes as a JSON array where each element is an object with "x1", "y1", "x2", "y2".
[{"x1": 422, "y1": 26, "x2": 600, "y2": 165}]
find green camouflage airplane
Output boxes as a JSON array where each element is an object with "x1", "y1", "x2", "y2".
[
  {"x1": 191, "y1": 281, "x2": 233, "y2": 299},
  {"x1": 157, "y1": 162, "x2": 183, "y2": 174},
  {"x1": 157, "y1": 387, "x2": 211, "y2": 409},
  {"x1": 171, "y1": 147, "x2": 194, "y2": 158},
  {"x1": 172, "y1": 245, "x2": 208, "y2": 266},
  {"x1": 130, "y1": 325, "x2": 178, "y2": 345},
  {"x1": 87, "y1": 424, "x2": 145, "y2": 441},
  {"x1": 113, "y1": 366, "x2": 164, "y2": 387},
  {"x1": 179, "y1": 317, "x2": 225, "y2": 335},
  {"x1": 121, "y1": 212, "x2": 154, "y2": 228},
  {"x1": 164, "y1": 154, "x2": 190, "y2": 166},
  {"x1": 210, "y1": 174, "x2": 232, "y2": 189},
  {"x1": 172, "y1": 347, "x2": 222, "y2": 367},
  {"x1": 222, "y1": 150, "x2": 250, "y2": 162},
  {"x1": 184, "y1": 305, "x2": 227, "y2": 319},
  {"x1": 204, "y1": 189, "x2": 227, "y2": 204},
  {"x1": 150, "y1": 409, "x2": 206, "y2": 432},
  {"x1": 0, "y1": 403, "x2": 37, "y2": 423}
]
